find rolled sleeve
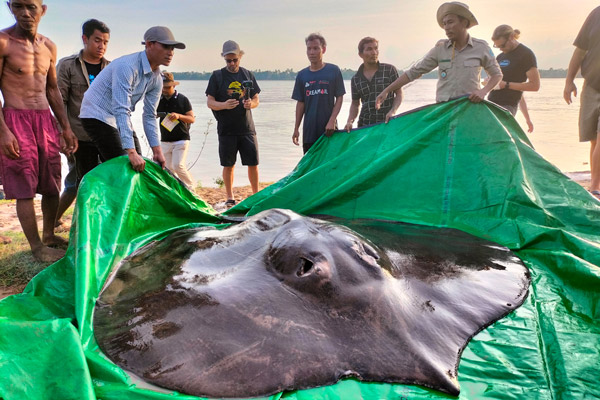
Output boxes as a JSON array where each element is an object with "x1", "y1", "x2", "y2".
[
  {"x1": 142, "y1": 78, "x2": 161, "y2": 148},
  {"x1": 112, "y1": 65, "x2": 136, "y2": 150},
  {"x1": 482, "y1": 46, "x2": 502, "y2": 77},
  {"x1": 406, "y1": 46, "x2": 439, "y2": 81}
]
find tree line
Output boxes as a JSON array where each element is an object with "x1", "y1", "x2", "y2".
[
  {"x1": 173, "y1": 68, "x2": 572, "y2": 81},
  {"x1": 173, "y1": 68, "x2": 359, "y2": 80}
]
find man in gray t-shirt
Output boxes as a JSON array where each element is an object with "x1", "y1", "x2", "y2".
[{"x1": 564, "y1": 6, "x2": 600, "y2": 200}]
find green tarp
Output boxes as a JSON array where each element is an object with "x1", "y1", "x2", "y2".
[{"x1": 0, "y1": 98, "x2": 598, "y2": 399}]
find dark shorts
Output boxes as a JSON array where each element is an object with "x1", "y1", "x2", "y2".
[
  {"x1": 81, "y1": 118, "x2": 141, "y2": 161},
  {"x1": 503, "y1": 104, "x2": 518, "y2": 116},
  {"x1": 491, "y1": 101, "x2": 518, "y2": 116},
  {"x1": 218, "y1": 134, "x2": 259, "y2": 167},
  {"x1": 0, "y1": 108, "x2": 61, "y2": 199}
]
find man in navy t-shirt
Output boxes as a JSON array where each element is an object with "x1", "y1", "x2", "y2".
[{"x1": 292, "y1": 33, "x2": 345, "y2": 153}]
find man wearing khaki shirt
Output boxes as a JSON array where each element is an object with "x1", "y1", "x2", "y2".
[{"x1": 376, "y1": 2, "x2": 502, "y2": 109}]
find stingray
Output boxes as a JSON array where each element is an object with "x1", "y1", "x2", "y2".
[{"x1": 94, "y1": 208, "x2": 530, "y2": 398}]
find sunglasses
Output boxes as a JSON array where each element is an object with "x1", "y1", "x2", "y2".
[
  {"x1": 225, "y1": 58, "x2": 239, "y2": 64},
  {"x1": 493, "y1": 39, "x2": 509, "y2": 49}
]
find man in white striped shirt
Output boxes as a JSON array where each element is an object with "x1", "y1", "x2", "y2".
[{"x1": 80, "y1": 26, "x2": 185, "y2": 172}]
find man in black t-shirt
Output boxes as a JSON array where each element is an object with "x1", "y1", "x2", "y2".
[
  {"x1": 55, "y1": 19, "x2": 110, "y2": 226},
  {"x1": 157, "y1": 72, "x2": 195, "y2": 189},
  {"x1": 487, "y1": 25, "x2": 540, "y2": 134},
  {"x1": 206, "y1": 40, "x2": 260, "y2": 206},
  {"x1": 488, "y1": 44, "x2": 537, "y2": 113}
]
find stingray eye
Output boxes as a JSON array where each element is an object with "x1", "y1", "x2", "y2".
[
  {"x1": 297, "y1": 257, "x2": 314, "y2": 277},
  {"x1": 351, "y1": 239, "x2": 380, "y2": 261},
  {"x1": 363, "y1": 243, "x2": 380, "y2": 260}
]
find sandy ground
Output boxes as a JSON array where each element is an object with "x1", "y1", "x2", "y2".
[
  {"x1": 0, "y1": 184, "x2": 270, "y2": 234},
  {"x1": 0, "y1": 176, "x2": 593, "y2": 299},
  {"x1": 0, "y1": 285, "x2": 26, "y2": 300}
]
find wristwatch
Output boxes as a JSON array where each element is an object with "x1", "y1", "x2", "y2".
[{"x1": 506, "y1": 82, "x2": 510, "y2": 90}]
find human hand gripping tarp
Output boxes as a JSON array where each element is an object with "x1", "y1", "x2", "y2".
[{"x1": 0, "y1": 97, "x2": 598, "y2": 399}]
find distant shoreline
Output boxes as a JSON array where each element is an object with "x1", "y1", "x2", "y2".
[{"x1": 173, "y1": 68, "x2": 574, "y2": 81}]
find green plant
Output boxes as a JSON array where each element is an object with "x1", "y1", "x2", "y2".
[{"x1": 213, "y1": 177, "x2": 224, "y2": 188}]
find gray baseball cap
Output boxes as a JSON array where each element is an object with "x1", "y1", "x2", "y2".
[
  {"x1": 221, "y1": 40, "x2": 243, "y2": 56},
  {"x1": 142, "y1": 26, "x2": 186, "y2": 49}
]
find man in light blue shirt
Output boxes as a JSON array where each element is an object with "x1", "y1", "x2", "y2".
[{"x1": 80, "y1": 26, "x2": 185, "y2": 172}]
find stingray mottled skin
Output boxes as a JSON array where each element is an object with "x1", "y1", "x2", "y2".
[{"x1": 94, "y1": 209, "x2": 530, "y2": 398}]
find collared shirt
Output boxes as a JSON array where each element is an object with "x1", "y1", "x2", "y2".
[
  {"x1": 157, "y1": 90, "x2": 193, "y2": 142},
  {"x1": 351, "y1": 62, "x2": 399, "y2": 126},
  {"x1": 406, "y1": 35, "x2": 501, "y2": 102},
  {"x1": 57, "y1": 50, "x2": 110, "y2": 141},
  {"x1": 79, "y1": 50, "x2": 162, "y2": 149}
]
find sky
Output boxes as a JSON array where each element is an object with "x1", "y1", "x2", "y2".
[{"x1": 0, "y1": 0, "x2": 597, "y2": 73}]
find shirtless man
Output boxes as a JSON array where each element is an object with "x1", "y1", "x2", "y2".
[{"x1": 0, "y1": 0, "x2": 78, "y2": 262}]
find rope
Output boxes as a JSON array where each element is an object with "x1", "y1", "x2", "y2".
[{"x1": 187, "y1": 119, "x2": 213, "y2": 170}]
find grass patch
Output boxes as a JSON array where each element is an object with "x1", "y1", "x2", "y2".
[
  {"x1": 61, "y1": 206, "x2": 75, "y2": 219},
  {"x1": 0, "y1": 230, "x2": 68, "y2": 287}
]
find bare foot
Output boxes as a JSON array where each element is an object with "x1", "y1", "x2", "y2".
[
  {"x1": 0, "y1": 235, "x2": 12, "y2": 244},
  {"x1": 42, "y1": 235, "x2": 69, "y2": 248},
  {"x1": 32, "y1": 246, "x2": 65, "y2": 263},
  {"x1": 55, "y1": 220, "x2": 71, "y2": 233}
]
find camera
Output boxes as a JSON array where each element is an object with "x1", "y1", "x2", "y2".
[
  {"x1": 231, "y1": 92, "x2": 241, "y2": 100},
  {"x1": 242, "y1": 80, "x2": 253, "y2": 100}
]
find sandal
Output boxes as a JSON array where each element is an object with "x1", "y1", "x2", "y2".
[
  {"x1": 225, "y1": 199, "x2": 237, "y2": 206},
  {"x1": 590, "y1": 190, "x2": 600, "y2": 201}
]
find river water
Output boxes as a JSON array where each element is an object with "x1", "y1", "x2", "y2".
[{"x1": 129, "y1": 78, "x2": 587, "y2": 187}]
